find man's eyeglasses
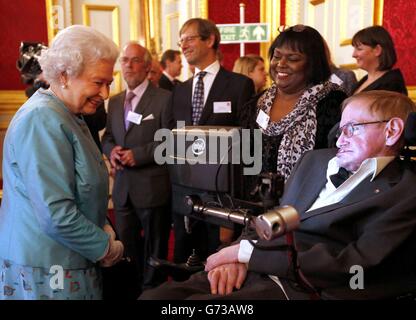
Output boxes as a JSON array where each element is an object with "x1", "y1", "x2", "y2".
[
  {"x1": 119, "y1": 57, "x2": 143, "y2": 65},
  {"x1": 177, "y1": 35, "x2": 201, "y2": 47},
  {"x1": 337, "y1": 120, "x2": 390, "y2": 138}
]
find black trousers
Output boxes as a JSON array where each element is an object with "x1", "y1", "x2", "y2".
[
  {"x1": 115, "y1": 195, "x2": 171, "y2": 294},
  {"x1": 139, "y1": 271, "x2": 289, "y2": 300}
]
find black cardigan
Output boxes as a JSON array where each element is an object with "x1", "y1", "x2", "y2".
[{"x1": 351, "y1": 68, "x2": 408, "y2": 96}]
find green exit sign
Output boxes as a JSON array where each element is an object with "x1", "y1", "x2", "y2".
[{"x1": 217, "y1": 23, "x2": 270, "y2": 43}]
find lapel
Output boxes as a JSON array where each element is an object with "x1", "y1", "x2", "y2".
[
  {"x1": 177, "y1": 78, "x2": 193, "y2": 125},
  {"x1": 184, "y1": 79, "x2": 194, "y2": 124},
  {"x1": 301, "y1": 159, "x2": 402, "y2": 221},
  {"x1": 198, "y1": 68, "x2": 229, "y2": 125},
  {"x1": 294, "y1": 163, "x2": 328, "y2": 215},
  {"x1": 112, "y1": 91, "x2": 127, "y2": 134},
  {"x1": 281, "y1": 150, "x2": 336, "y2": 215}
]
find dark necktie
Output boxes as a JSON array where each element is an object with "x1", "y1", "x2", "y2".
[
  {"x1": 330, "y1": 167, "x2": 351, "y2": 188},
  {"x1": 192, "y1": 71, "x2": 207, "y2": 125},
  {"x1": 124, "y1": 91, "x2": 136, "y2": 130}
]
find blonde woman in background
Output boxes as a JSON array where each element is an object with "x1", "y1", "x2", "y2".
[{"x1": 233, "y1": 54, "x2": 268, "y2": 93}]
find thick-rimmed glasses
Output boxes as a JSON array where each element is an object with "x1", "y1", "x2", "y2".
[
  {"x1": 177, "y1": 35, "x2": 201, "y2": 47},
  {"x1": 336, "y1": 120, "x2": 390, "y2": 138}
]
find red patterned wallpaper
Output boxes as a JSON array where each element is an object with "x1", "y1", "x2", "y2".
[
  {"x1": 208, "y1": 0, "x2": 260, "y2": 71},
  {"x1": 280, "y1": 0, "x2": 286, "y2": 27},
  {"x1": 2, "y1": 1, "x2": 412, "y2": 88},
  {"x1": 383, "y1": 0, "x2": 416, "y2": 86},
  {"x1": 0, "y1": 0, "x2": 48, "y2": 90}
]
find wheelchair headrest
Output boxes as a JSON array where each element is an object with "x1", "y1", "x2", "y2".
[{"x1": 404, "y1": 112, "x2": 416, "y2": 146}]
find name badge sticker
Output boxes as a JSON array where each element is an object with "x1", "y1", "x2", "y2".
[
  {"x1": 256, "y1": 109, "x2": 270, "y2": 130},
  {"x1": 329, "y1": 73, "x2": 344, "y2": 86},
  {"x1": 127, "y1": 111, "x2": 143, "y2": 125},
  {"x1": 213, "y1": 101, "x2": 232, "y2": 113}
]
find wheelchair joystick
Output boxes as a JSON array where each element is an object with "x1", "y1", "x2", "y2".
[{"x1": 186, "y1": 249, "x2": 202, "y2": 268}]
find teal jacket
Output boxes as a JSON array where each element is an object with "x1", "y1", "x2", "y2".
[{"x1": 0, "y1": 89, "x2": 109, "y2": 269}]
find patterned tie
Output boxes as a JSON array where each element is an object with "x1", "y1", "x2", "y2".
[
  {"x1": 124, "y1": 91, "x2": 136, "y2": 130},
  {"x1": 330, "y1": 167, "x2": 351, "y2": 188},
  {"x1": 192, "y1": 71, "x2": 207, "y2": 125}
]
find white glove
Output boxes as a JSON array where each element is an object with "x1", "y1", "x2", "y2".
[{"x1": 100, "y1": 239, "x2": 124, "y2": 267}]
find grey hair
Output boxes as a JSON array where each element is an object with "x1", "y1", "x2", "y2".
[{"x1": 39, "y1": 25, "x2": 119, "y2": 84}]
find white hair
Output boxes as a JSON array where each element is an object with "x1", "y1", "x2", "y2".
[
  {"x1": 39, "y1": 25, "x2": 119, "y2": 84},
  {"x1": 122, "y1": 41, "x2": 152, "y2": 67}
]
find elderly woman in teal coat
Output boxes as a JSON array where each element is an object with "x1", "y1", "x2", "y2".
[{"x1": 0, "y1": 25, "x2": 124, "y2": 300}]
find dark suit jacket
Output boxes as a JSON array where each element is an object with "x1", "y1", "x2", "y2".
[
  {"x1": 158, "y1": 73, "x2": 176, "y2": 92},
  {"x1": 84, "y1": 103, "x2": 107, "y2": 152},
  {"x1": 352, "y1": 68, "x2": 408, "y2": 95},
  {"x1": 249, "y1": 149, "x2": 416, "y2": 299},
  {"x1": 102, "y1": 84, "x2": 172, "y2": 208},
  {"x1": 168, "y1": 67, "x2": 255, "y2": 128}
]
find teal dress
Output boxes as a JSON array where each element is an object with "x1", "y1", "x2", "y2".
[{"x1": 0, "y1": 89, "x2": 110, "y2": 299}]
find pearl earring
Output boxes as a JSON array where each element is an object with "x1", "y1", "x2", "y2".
[{"x1": 61, "y1": 84, "x2": 67, "y2": 89}]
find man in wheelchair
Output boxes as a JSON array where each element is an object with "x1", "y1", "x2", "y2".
[{"x1": 141, "y1": 90, "x2": 416, "y2": 300}]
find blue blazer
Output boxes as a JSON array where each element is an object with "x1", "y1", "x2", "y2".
[{"x1": 0, "y1": 89, "x2": 109, "y2": 269}]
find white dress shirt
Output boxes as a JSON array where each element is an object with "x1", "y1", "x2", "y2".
[
  {"x1": 193, "y1": 60, "x2": 221, "y2": 106},
  {"x1": 308, "y1": 156, "x2": 394, "y2": 211},
  {"x1": 126, "y1": 79, "x2": 149, "y2": 110}
]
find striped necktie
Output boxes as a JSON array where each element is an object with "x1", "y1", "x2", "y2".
[{"x1": 192, "y1": 71, "x2": 207, "y2": 125}]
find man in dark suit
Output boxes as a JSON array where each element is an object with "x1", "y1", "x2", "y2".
[
  {"x1": 101, "y1": 42, "x2": 171, "y2": 294},
  {"x1": 141, "y1": 90, "x2": 416, "y2": 300},
  {"x1": 84, "y1": 104, "x2": 107, "y2": 152},
  {"x1": 147, "y1": 57, "x2": 163, "y2": 87},
  {"x1": 169, "y1": 18, "x2": 255, "y2": 266},
  {"x1": 158, "y1": 50, "x2": 182, "y2": 91}
]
